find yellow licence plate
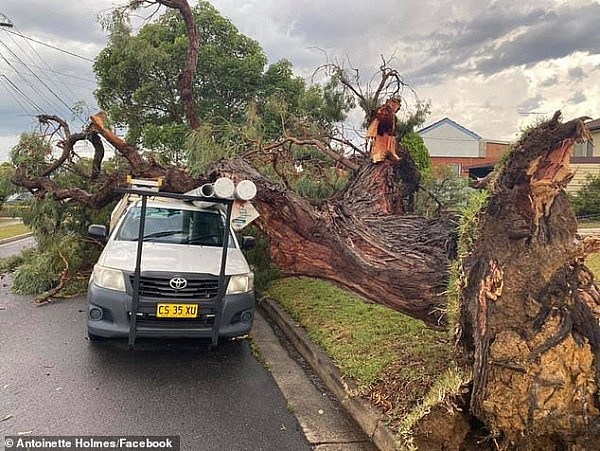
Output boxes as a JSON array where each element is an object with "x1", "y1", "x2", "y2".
[{"x1": 156, "y1": 303, "x2": 198, "y2": 318}]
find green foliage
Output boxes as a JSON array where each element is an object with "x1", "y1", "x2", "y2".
[
  {"x1": 445, "y1": 189, "x2": 490, "y2": 330},
  {"x1": 414, "y1": 165, "x2": 475, "y2": 217},
  {"x1": 397, "y1": 99, "x2": 431, "y2": 137},
  {"x1": 9, "y1": 133, "x2": 51, "y2": 174},
  {"x1": 95, "y1": 3, "x2": 351, "y2": 174},
  {"x1": 241, "y1": 226, "x2": 281, "y2": 290},
  {"x1": 570, "y1": 174, "x2": 600, "y2": 218},
  {"x1": 0, "y1": 247, "x2": 35, "y2": 273},
  {"x1": 0, "y1": 162, "x2": 16, "y2": 203},
  {"x1": 12, "y1": 234, "x2": 100, "y2": 295},
  {"x1": 293, "y1": 167, "x2": 349, "y2": 202},
  {"x1": 95, "y1": 2, "x2": 266, "y2": 147},
  {"x1": 142, "y1": 123, "x2": 190, "y2": 165},
  {"x1": 8, "y1": 136, "x2": 112, "y2": 294},
  {"x1": 457, "y1": 189, "x2": 490, "y2": 258},
  {"x1": 402, "y1": 131, "x2": 433, "y2": 179},
  {"x1": 12, "y1": 194, "x2": 107, "y2": 294},
  {"x1": 185, "y1": 124, "x2": 237, "y2": 176}
]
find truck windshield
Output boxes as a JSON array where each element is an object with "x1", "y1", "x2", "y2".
[{"x1": 116, "y1": 206, "x2": 228, "y2": 247}]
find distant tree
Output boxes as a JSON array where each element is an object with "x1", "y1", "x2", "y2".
[{"x1": 0, "y1": 162, "x2": 16, "y2": 203}]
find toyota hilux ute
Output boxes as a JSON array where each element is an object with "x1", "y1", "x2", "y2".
[{"x1": 86, "y1": 194, "x2": 255, "y2": 343}]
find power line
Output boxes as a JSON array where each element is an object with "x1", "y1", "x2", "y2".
[
  {"x1": 0, "y1": 45, "x2": 70, "y2": 117},
  {"x1": 4, "y1": 28, "x2": 94, "y2": 62},
  {"x1": 0, "y1": 41, "x2": 87, "y2": 123},
  {"x1": 0, "y1": 74, "x2": 35, "y2": 117},
  {"x1": 0, "y1": 49, "x2": 60, "y2": 113},
  {"x1": 0, "y1": 55, "x2": 96, "y2": 84},
  {"x1": 3, "y1": 28, "x2": 82, "y2": 107},
  {"x1": 0, "y1": 74, "x2": 44, "y2": 113}
]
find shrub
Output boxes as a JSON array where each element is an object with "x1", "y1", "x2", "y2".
[{"x1": 571, "y1": 174, "x2": 600, "y2": 218}]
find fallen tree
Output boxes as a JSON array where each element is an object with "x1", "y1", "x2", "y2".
[
  {"x1": 10, "y1": 0, "x2": 600, "y2": 445},
  {"x1": 11, "y1": 0, "x2": 455, "y2": 324},
  {"x1": 454, "y1": 112, "x2": 600, "y2": 448},
  {"x1": 12, "y1": 109, "x2": 454, "y2": 325}
]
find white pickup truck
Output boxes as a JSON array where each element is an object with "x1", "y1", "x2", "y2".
[{"x1": 86, "y1": 192, "x2": 256, "y2": 343}]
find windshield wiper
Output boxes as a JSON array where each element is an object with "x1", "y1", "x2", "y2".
[
  {"x1": 180, "y1": 234, "x2": 222, "y2": 245},
  {"x1": 141, "y1": 230, "x2": 181, "y2": 241}
]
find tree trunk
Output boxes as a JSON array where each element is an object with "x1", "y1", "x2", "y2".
[
  {"x1": 213, "y1": 156, "x2": 455, "y2": 328},
  {"x1": 457, "y1": 113, "x2": 600, "y2": 448}
]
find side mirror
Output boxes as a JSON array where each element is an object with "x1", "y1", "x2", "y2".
[
  {"x1": 88, "y1": 224, "x2": 108, "y2": 242},
  {"x1": 241, "y1": 236, "x2": 256, "y2": 250}
]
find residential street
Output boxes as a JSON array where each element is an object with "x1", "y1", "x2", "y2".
[
  {"x1": 0, "y1": 282, "x2": 312, "y2": 450},
  {"x1": 0, "y1": 237, "x2": 373, "y2": 450}
]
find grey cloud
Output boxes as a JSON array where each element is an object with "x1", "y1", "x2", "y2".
[
  {"x1": 430, "y1": 7, "x2": 550, "y2": 53},
  {"x1": 476, "y1": 3, "x2": 600, "y2": 74},
  {"x1": 568, "y1": 67, "x2": 585, "y2": 80},
  {"x1": 400, "y1": 2, "x2": 600, "y2": 84},
  {"x1": 517, "y1": 95, "x2": 544, "y2": 113},
  {"x1": 568, "y1": 91, "x2": 586, "y2": 104},
  {"x1": 403, "y1": 4, "x2": 555, "y2": 83},
  {"x1": 2, "y1": 0, "x2": 107, "y2": 47},
  {"x1": 540, "y1": 75, "x2": 559, "y2": 87}
]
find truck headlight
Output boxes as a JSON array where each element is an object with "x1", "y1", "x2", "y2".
[
  {"x1": 226, "y1": 273, "x2": 254, "y2": 295},
  {"x1": 92, "y1": 264, "x2": 126, "y2": 292}
]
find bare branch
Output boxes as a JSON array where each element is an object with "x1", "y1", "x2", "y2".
[
  {"x1": 90, "y1": 112, "x2": 144, "y2": 168},
  {"x1": 329, "y1": 136, "x2": 367, "y2": 156},
  {"x1": 260, "y1": 137, "x2": 360, "y2": 172}
]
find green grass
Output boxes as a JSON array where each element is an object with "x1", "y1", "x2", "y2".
[
  {"x1": 267, "y1": 277, "x2": 452, "y2": 388},
  {"x1": 579, "y1": 220, "x2": 600, "y2": 229},
  {"x1": 587, "y1": 254, "x2": 600, "y2": 277},
  {"x1": 0, "y1": 223, "x2": 30, "y2": 240}
]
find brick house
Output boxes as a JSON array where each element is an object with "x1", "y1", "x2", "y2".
[
  {"x1": 418, "y1": 117, "x2": 509, "y2": 179},
  {"x1": 570, "y1": 118, "x2": 600, "y2": 192}
]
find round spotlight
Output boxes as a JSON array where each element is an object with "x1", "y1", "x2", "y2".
[
  {"x1": 235, "y1": 180, "x2": 257, "y2": 201},
  {"x1": 89, "y1": 308, "x2": 103, "y2": 320},
  {"x1": 213, "y1": 177, "x2": 235, "y2": 199}
]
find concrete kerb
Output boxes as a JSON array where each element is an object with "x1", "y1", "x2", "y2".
[
  {"x1": 260, "y1": 297, "x2": 398, "y2": 451},
  {"x1": 0, "y1": 232, "x2": 33, "y2": 245}
]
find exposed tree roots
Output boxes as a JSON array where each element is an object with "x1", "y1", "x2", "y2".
[{"x1": 457, "y1": 113, "x2": 600, "y2": 449}]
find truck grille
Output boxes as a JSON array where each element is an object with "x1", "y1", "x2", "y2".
[
  {"x1": 130, "y1": 275, "x2": 221, "y2": 300},
  {"x1": 136, "y1": 316, "x2": 215, "y2": 329}
]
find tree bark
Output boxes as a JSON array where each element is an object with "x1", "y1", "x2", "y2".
[
  {"x1": 159, "y1": 0, "x2": 200, "y2": 130},
  {"x1": 457, "y1": 113, "x2": 600, "y2": 448},
  {"x1": 213, "y1": 156, "x2": 455, "y2": 328}
]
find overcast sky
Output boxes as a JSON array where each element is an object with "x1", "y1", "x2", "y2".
[{"x1": 0, "y1": 0, "x2": 599, "y2": 161}]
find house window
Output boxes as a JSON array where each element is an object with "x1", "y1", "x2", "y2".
[
  {"x1": 573, "y1": 141, "x2": 595, "y2": 157},
  {"x1": 447, "y1": 163, "x2": 462, "y2": 176}
]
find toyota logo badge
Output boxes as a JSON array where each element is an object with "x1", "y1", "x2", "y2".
[{"x1": 169, "y1": 277, "x2": 188, "y2": 290}]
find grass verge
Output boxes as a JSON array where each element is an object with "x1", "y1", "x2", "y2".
[
  {"x1": 0, "y1": 223, "x2": 30, "y2": 240},
  {"x1": 579, "y1": 220, "x2": 600, "y2": 229},
  {"x1": 587, "y1": 253, "x2": 600, "y2": 277},
  {"x1": 266, "y1": 277, "x2": 454, "y2": 430}
]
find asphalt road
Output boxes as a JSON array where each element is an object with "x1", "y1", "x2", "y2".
[
  {"x1": 0, "y1": 240, "x2": 310, "y2": 450},
  {"x1": 0, "y1": 236, "x2": 34, "y2": 258}
]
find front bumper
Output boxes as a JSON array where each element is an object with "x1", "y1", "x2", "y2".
[{"x1": 86, "y1": 282, "x2": 255, "y2": 339}]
